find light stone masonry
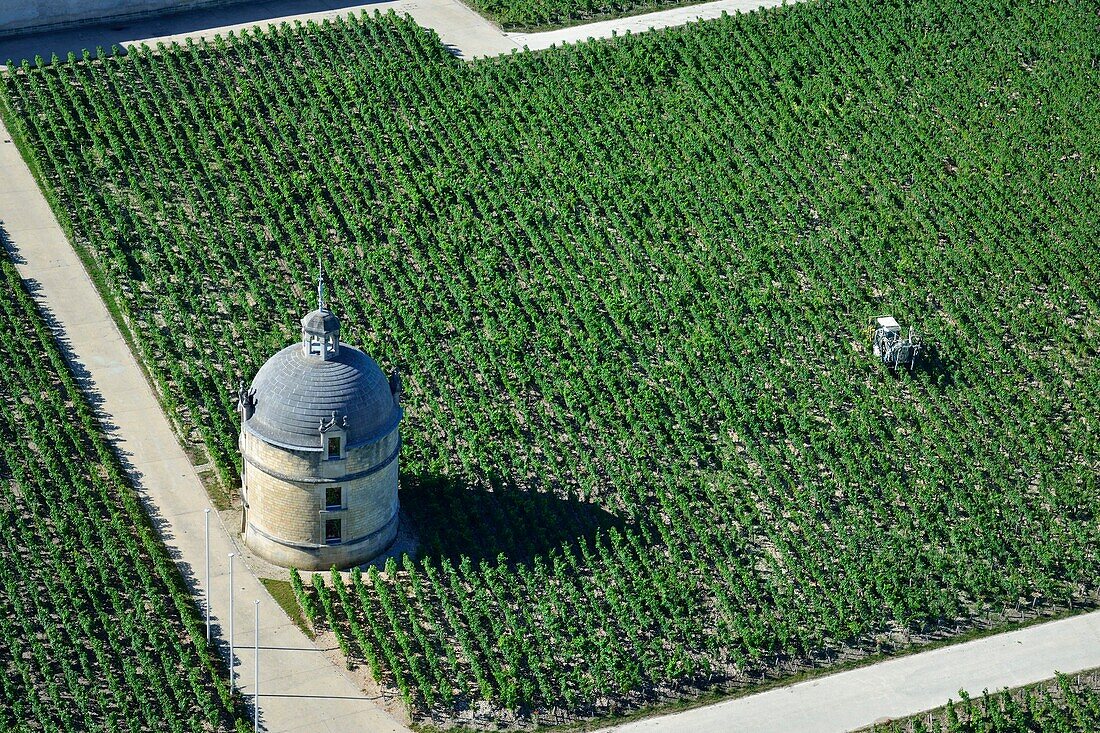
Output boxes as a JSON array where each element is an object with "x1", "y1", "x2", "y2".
[{"x1": 239, "y1": 301, "x2": 402, "y2": 570}]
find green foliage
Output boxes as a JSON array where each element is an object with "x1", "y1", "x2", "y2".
[
  {"x1": 0, "y1": 253, "x2": 238, "y2": 730},
  {"x1": 881, "y1": 674, "x2": 1100, "y2": 733},
  {"x1": 288, "y1": 567, "x2": 317, "y2": 624},
  {"x1": 263, "y1": 575, "x2": 314, "y2": 638},
  {"x1": 466, "y1": 0, "x2": 709, "y2": 32},
  {"x1": 2, "y1": 0, "x2": 1099, "y2": 722}
]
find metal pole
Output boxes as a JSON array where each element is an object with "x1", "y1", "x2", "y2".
[
  {"x1": 228, "y1": 553, "x2": 235, "y2": 693},
  {"x1": 254, "y1": 599, "x2": 260, "y2": 732},
  {"x1": 205, "y1": 508, "x2": 211, "y2": 641}
]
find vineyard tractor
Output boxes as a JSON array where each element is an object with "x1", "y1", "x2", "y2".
[{"x1": 869, "y1": 315, "x2": 921, "y2": 371}]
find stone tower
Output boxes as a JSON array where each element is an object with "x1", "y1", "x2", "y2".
[{"x1": 237, "y1": 268, "x2": 402, "y2": 570}]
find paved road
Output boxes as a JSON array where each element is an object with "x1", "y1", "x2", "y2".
[
  {"x1": 605, "y1": 612, "x2": 1100, "y2": 733},
  {"x1": 0, "y1": 0, "x2": 520, "y2": 60},
  {"x1": 116, "y1": 0, "x2": 523, "y2": 57},
  {"x1": 0, "y1": 117, "x2": 412, "y2": 733},
  {"x1": 510, "y1": 0, "x2": 798, "y2": 51},
  {"x1": 0, "y1": 0, "x2": 798, "y2": 62}
]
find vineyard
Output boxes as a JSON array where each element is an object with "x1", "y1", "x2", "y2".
[
  {"x1": 461, "y1": 0, "x2": 708, "y2": 33},
  {"x1": 0, "y1": 252, "x2": 240, "y2": 731},
  {"x1": 872, "y1": 673, "x2": 1100, "y2": 733},
  {"x1": 1, "y1": 0, "x2": 1098, "y2": 725}
]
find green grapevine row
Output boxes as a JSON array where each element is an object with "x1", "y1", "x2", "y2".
[
  {"x1": 463, "y1": 0, "x2": 711, "y2": 33},
  {"x1": 0, "y1": 253, "x2": 242, "y2": 731},
  {"x1": 2, "y1": 0, "x2": 1098, "y2": 722},
  {"x1": 879, "y1": 673, "x2": 1100, "y2": 733}
]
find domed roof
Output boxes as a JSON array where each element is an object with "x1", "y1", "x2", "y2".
[{"x1": 246, "y1": 342, "x2": 400, "y2": 451}]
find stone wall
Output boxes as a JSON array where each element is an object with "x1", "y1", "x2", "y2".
[
  {"x1": 0, "y1": 0, "x2": 241, "y2": 38},
  {"x1": 240, "y1": 427, "x2": 400, "y2": 570},
  {"x1": 245, "y1": 512, "x2": 399, "y2": 570}
]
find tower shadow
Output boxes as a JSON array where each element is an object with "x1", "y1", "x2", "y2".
[{"x1": 400, "y1": 474, "x2": 625, "y2": 566}]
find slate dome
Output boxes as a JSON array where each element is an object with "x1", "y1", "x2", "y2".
[{"x1": 246, "y1": 341, "x2": 400, "y2": 450}]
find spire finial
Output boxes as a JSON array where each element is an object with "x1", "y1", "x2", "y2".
[{"x1": 317, "y1": 251, "x2": 325, "y2": 311}]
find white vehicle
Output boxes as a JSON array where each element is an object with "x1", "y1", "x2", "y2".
[{"x1": 869, "y1": 315, "x2": 921, "y2": 370}]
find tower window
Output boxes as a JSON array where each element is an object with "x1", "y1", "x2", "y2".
[
  {"x1": 325, "y1": 486, "x2": 342, "y2": 510},
  {"x1": 327, "y1": 436, "x2": 341, "y2": 458},
  {"x1": 325, "y1": 518, "x2": 342, "y2": 544}
]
